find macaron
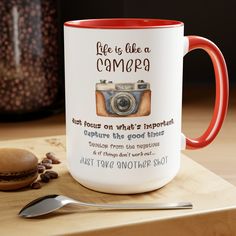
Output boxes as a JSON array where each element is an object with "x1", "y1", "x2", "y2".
[{"x1": 0, "y1": 148, "x2": 38, "y2": 191}]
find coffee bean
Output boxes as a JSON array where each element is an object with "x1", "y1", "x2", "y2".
[
  {"x1": 51, "y1": 159, "x2": 61, "y2": 164},
  {"x1": 45, "y1": 152, "x2": 55, "y2": 159},
  {"x1": 40, "y1": 173, "x2": 50, "y2": 183},
  {"x1": 31, "y1": 181, "x2": 41, "y2": 189},
  {"x1": 42, "y1": 158, "x2": 52, "y2": 164},
  {"x1": 42, "y1": 163, "x2": 52, "y2": 169},
  {"x1": 37, "y1": 164, "x2": 46, "y2": 173},
  {"x1": 45, "y1": 170, "x2": 58, "y2": 179},
  {"x1": 0, "y1": 1, "x2": 60, "y2": 114},
  {"x1": 46, "y1": 152, "x2": 61, "y2": 164},
  {"x1": 44, "y1": 172, "x2": 52, "y2": 179}
]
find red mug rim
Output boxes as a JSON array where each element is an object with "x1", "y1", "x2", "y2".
[{"x1": 64, "y1": 18, "x2": 184, "y2": 29}]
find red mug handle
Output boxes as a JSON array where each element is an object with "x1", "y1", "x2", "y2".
[{"x1": 183, "y1": 36, "x2": 229, "y2": 150}]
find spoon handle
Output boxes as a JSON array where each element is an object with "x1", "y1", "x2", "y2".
[{"x1": 74, "y1": 201, "x2": 193, "y2": 210}]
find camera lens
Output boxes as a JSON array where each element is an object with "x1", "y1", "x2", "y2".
[
  {"x1": 117, "y1": 97, "x2": 130, "y2": 111},
  {"x1": 111, "y1": 92, "x2": 136, "y2": 116}
]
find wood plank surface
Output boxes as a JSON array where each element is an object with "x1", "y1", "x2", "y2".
[{"x1": 0, "y1": 136, "x2": 236, "y2": 235}]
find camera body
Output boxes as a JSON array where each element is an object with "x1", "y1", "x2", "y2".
[{"x1": 96, "y1": 80, "x2": 151, "y2": 117}]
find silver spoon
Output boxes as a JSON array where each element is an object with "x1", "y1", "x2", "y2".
[{"x1": 19, "y1": 194, "x2": 193, "y2": 218}]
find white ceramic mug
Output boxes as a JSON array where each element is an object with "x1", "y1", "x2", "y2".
[{"x1": 64, "y1": 18, "x2": 229, "y2": 194}]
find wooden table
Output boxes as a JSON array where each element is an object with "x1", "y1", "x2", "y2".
[{"x1": 1, "y1": 136, "x2": 236, "y2": 235}]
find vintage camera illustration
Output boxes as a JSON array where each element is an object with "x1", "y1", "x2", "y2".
[{"x1": 95, "y1": 80, "x2": 151, "y2": 117}]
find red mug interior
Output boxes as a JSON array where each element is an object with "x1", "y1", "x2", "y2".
[{"x1": 64, "y1": 18, "x2": 183, "y2": 29}]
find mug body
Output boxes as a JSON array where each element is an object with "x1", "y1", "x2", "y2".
[{"x1": 64, "y1": 19, "x2": 184, "y2": 194}]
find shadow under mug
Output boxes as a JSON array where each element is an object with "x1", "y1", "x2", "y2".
[{"x1": 64, "y1": 18, "x2": 229, "y2": 194}]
